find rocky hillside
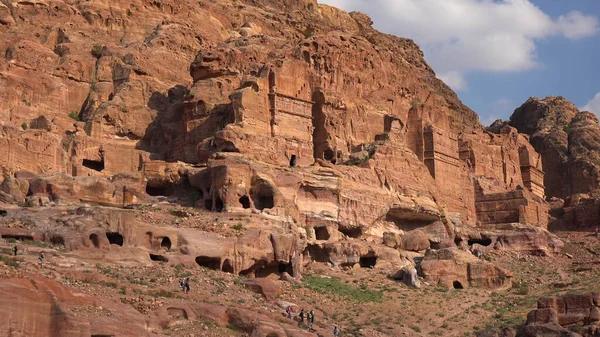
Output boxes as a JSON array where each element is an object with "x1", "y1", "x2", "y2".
[{"x1": 1, "y1": 0, "x2": 599, "y2": 337}]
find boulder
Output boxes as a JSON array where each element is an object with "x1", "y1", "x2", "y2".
[{"x1": 241, "y1": 278, "x2": 281, "y2": 300}]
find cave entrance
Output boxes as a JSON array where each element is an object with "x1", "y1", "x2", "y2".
[
  {"x1": 106, "y1": 232, "x2": 124, "y2": 246},
  {"x1": 50, "y1": 236, "x2": 65, "y2": 246},
  {"x1": 82, "y1": 159, "x2": 105, "y2": 172},
  {"x1": 239, "y1": 195, "x2": 251, "y2": 209},
  {"x1": 453, "y1": 281, "x2": 464, "y2": 289},
  {"x1": 150, "y1": 254, "x2": 169, "y2": 262},
  {"x1": 1, "y1": 235, "x2": 34, "y2": 241},
  {"x1": 255, "y1": 262, "x2": 293, "y2": 278},
  {"x1": 195, "y1": 256, "x2": 221, "y2": 270},
  {"x1": 339, "y1": 227, "x2": 362, "y2": 239},
  {"x1": 146, "y1": 184, "x2": 174, "y2": 197},
  {"x1": 314, "y1": 226, "x2": 330, "y2": 241},
  {"x1": 250, "y1": 183, "x2": 275, "y2": 210},
  {"x1": 467, "y1": 238, "x2": 492, "y2": 247},
  {"x1": 222, "y1": 259, "x2": 234, "y2": 274},
  {"x1": 161, "y1": 237, "x2": 171, "y2": 250},
  {"x1": 305, "y1": 244, "x2": 330, "y2": 263},
  {"x1": 359, "y1": 256, "x2": 377, "y2": 268},
  {"x1": 289, "y1": 155, "x2": 297, "y2": 167},
  {"x1": 215, "y1": 197, "x2": 224, "y2": 212},
  {"x1": 89, "y1": 234, "x2": 100, "y2": 248}
]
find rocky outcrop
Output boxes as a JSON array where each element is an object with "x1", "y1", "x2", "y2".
[
  {"x1": 510, "y1": 97, "x2": 600, "y2": 199},
  {"x1": 527, "y1": 293, "x2": 600, "y2": 326},
  {"x1": 418, "y1": 247, "x2": 513, "y2": 290},
  {"x1": 0, "y1": 275, "x2": 151, "y2": 337}
]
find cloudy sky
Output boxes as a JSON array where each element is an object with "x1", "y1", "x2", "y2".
[{"x1": 318, "y1": 0, "x2": 600, "y2": 125}]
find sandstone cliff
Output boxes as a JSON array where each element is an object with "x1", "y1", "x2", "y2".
[{"x1": 0, "y1": 1, "x2": 569, "y2": 336}]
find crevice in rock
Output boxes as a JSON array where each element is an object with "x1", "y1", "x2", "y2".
[{"x1": 453, "y1": 281, "x2": 464, "y2": 289}]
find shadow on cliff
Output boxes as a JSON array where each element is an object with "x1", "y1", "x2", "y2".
[{"x1": 136, "y1": 85, "x2": 234, "y2": 164}]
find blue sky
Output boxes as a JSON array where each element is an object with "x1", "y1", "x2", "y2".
[{"x1": 318, "y1": 0, "x2": 600, "y2": 125}]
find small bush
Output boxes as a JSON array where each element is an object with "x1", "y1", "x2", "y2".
[
  {"x1": 0, "y1": 255, "x2": 20, "y2": 268},
  {"x1": 91, "y1": 44, "x2": 103, "y2": 58},
  {"x1": 410, "y1": 325, "x2": 421, "y2": 333},
  {"x1": 21, "y1": 122, "x2": 28, "y2": 130},
  {"x1": 68, "y1": 111, "x2": 80, "y2": 121},
  {"x1": 231, "y1": 223, "x2": 243, "y2": 231},
  {"x1": 517, "y1": 283, "x2": 529, "y2": 295}
]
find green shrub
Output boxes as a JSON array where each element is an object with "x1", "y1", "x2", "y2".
[
  {"x1": 21, "y1": 122, "x2": 28, "y2": 130},
  {"x1": 91, "y1": 44, "x2": 103, "y2": 58},
  {"x1": 68, "y1": 111, "x2": 80, "y2": 121},
  {"x1": 410, "y1": 325, "x2": 421, "y2": 333},
  {"x1": 231, "y1": 223, "x2": 243, "y2": 231}
]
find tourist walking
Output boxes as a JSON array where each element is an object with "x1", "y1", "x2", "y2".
[
  {"x1": 334, "y1": 326, "x2": 340, "y2": 336},
  {"x1": 12, "y1": 245, "x2": 17, "y2": 256},
  {"x1": 299, "y1": 309, "x2": 305, "y2": 323},
  {"x1": 39, "y1": 252, "x2": 44, "y2": 264},
  {"x1": 286, "y1": 305, "x2": 292, "y2": 319}
]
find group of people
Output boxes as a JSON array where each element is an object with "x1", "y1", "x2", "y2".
[
  {"x1": 286, "y1": 307, "x2": 340, "y2": 335},
  {"x1": 179, "y1": 278, "x2": 190, "y2": 294},
  {"x1": 12, "y1": 245, "x2": 45, "y2": 264}
]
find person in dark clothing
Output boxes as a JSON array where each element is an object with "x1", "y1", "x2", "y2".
[
  {"x1": 13, "y1": 245, "x2": 17, "y2": 256},
  {"x1": 39, "y1": 252, "x2": 45, "y2": 264},
  {"x1": 184, "y1": 278, "x2": 190, "y2": 294},
  {"x1": 299, "y1": 309, "x2": 305, "y2": 323}
]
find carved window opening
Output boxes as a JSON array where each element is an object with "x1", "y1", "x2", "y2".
[
  {"x1": 82, "y1": 159, "x2": 105, "y2": 172},
  {"x1": 453, "y1": 281, "x2": 464, "y2": 289},
  {"x1": 314, "y1": 226, "x2": 330, "y2": 241},
  {"x1": 106, "y1": 232, "x2": 124, "y2": 246},
  {"x1": 289, "y1": 154, "x2": 297, "y2": 167}
]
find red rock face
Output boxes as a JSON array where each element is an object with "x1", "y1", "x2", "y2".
[{"x1": 510, "y1": 96, "x2": 600, "y2": 199}]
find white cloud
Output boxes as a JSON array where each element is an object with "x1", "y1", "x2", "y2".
[
  {"x1": 582, "y1": 93, "x2": 600, "y2": 114},
  {"x1": 318, "y1": 0, "x2": 599, "y2": 91},
  {"x1": 438, "y1": 71, "x2": 467, "y2": 91},
  {"x1": 556, "y1": 11, "x2": 599, "y2": 39}
]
